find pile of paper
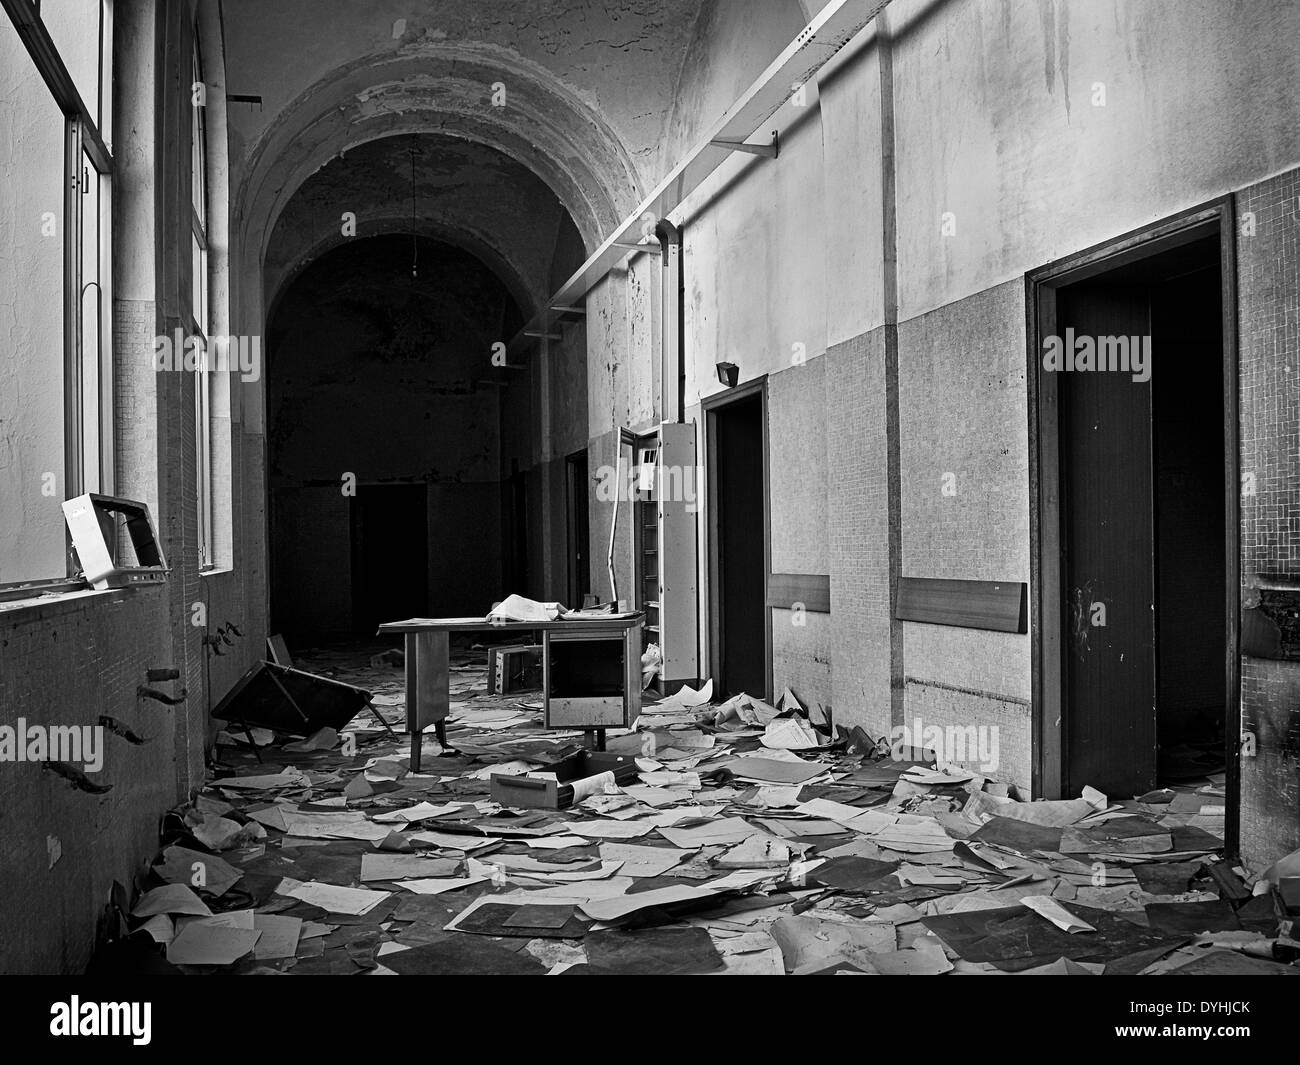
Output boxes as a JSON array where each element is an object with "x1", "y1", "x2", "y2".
[{"x1": 94, "y1": 646, "x2": 1294, "y2": 979}]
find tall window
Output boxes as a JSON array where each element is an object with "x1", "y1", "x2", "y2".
[
  {"x1": 0, "y1": 0, "x2": 113, "y2": 592},
  {"x1": 191, "y1": 32, "x2": 214, "y2": 568}
]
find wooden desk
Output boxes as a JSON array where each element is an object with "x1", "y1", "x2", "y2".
[{"x1": 376, "y1": 615, "x2": 644, "y2": 771}]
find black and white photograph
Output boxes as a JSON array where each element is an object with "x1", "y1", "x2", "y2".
[{"x1": 1, "y1": 0, "x2": 1298, "y2": 1032}]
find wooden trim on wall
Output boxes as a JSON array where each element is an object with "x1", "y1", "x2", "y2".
[
  {"x1": 895, "y1": 577, "x2": 1026, "y2": 633},
  {"x1": 767, "y1": 573, "x2": 830, "y2": 613}
]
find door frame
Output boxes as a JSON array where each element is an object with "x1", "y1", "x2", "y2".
[
  {"x1": 564, "y1": 449, "x2": 590, "y2": 607},
  {"x1": 1026, "y1": 198, "x2": 1240, "y2": 855},
  {"x1": 702, "y1": 376, "x2": 772, "y2": 701}
]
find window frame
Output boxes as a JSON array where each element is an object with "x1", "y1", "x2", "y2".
[
  {"x1": 191, "y1": 26, "x2": 215, "y2": 571},
  {"x1": 0, "y1": 0, "x2": 115, "y2": 599}
]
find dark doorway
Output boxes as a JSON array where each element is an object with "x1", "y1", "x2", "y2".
[
  {"x1": 565, "y1": 450, "x2": 590, "y2": 607},
  {"x1": 506, "y1": 463, "x2": 529, "y2": 597},
  {"x1": 269, "y1": 486, "x2": 351, "y2": 640},
  {"x1": 1035, "y1": 217, "x2": 1233, "y2": 799},
  {"x1": 265, "y1": 233, "x2": 524, "y2": 639},
  {"x1": 706, "y1": 383, "x2": 769, "y2": 699},
  {"x1": 350, "y1": 484, "x2": 428, "y2": 636}
]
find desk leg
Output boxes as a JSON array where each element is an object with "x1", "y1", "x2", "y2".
[
  {"x1": 625, "y1": 624, "x2": 642, "y2": 724},
  {"x1": 405, "y1": 630, "x2": 450, "y2": 773}
]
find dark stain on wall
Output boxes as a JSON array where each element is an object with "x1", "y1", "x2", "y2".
[{"x1": 1244, "y1": 588, "x2": 1300, "y2": 661}]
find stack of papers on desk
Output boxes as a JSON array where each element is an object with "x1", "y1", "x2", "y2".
[{"x1": 487, "y1": 595, "x2": 561, "y2": 622}]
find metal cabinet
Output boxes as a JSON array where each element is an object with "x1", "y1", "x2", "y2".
[{"x1": 633, "y1": 421, "x2": 699, "y2": 692}]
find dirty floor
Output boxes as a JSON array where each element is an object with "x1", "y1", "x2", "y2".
[{"x1": 108, "y1": 642, "x2": 1297, "y2": 975}]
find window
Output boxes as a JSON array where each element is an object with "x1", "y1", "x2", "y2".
[
  {"x1": 192, "y1": 31, "x2": 214, "y2": 569},
  {"x1": 0, "y1": 0, "x2": 113, "y2": 592}
]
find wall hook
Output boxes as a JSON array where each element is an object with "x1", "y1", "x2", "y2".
[
  {"x1": 137, "y1": 685, "x2": 187, "y2": 705},
  {"x1": 99, "y1": 716, "x2": 149, "y2": 745},
  {"x1": 44, "y1": 761, "x2": 112, "y2": 794}
]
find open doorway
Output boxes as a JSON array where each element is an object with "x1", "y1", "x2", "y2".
[
  {"x1": 350, "y1": 484, "x2": 428, "y2": 637},
  {"x1": 505, "y1": 462, "x2": 530, "y2": 597},
  {"x1": 565, "y1": 449, "x2": 590, "y2": 608},
  {"x1": 264, "y1": 232, "x2": 522, "y2": 642},
  {"x1": 705, "y1": 379, "x2": 770, "y2": 700},
  {"x1": 1030, "y1": 204, "x2": 1238, "y2": 831}
]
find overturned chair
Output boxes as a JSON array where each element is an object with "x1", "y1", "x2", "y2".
[{"x1": 210, "y1": 637, "x2": 395, "y2": 758}]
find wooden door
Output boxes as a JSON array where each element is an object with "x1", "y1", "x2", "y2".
[{"x1": 1058, "y1": 282, "x2": 1157, "y2": 795}]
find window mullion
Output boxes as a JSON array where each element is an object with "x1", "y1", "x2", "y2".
[
  {"x1": 98, "y1": 166, "x2": 113, "y2": 495},
  {"x1": 63, "y1": 117, "x2": 83, "y2": 498},
  {"x1": 1, "y1": 0, "x2": 112, "y2": 170},
  {"x1": 61, "y1": 116, "x2": 82, "y2": 578}
]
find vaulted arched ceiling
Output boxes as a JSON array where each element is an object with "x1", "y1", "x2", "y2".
[
  {"x1": 262, "y1": 133, "x2": 584, "y2": 321},
  {"x1": 225, "y1": 0, "x2": 709, "y2": 269}
]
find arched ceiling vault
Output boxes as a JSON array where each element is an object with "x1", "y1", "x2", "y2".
[
  {"x1": 235, "y1": 48, "x2": 646, "y2": 278},
  {"x1": 263, "y1": 132, "x2": 582, "y2": 322},
  {"x1": 225, "y1": 0, "x2": 814, "y2": 321}
]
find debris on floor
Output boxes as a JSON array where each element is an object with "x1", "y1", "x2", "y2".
[{"x1": 90, "y1": 645, "x2": 1300, "y2": 975}]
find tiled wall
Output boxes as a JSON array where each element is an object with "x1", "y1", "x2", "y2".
[
  {"x1": 826, "y1": 329, "x2": 895, "y2": 739},
  {"x1": 0, "y1": 590, "x2": 177, "y2": 972},
  {"x1": 896, "y1": 280, "x2": 1033, "y2": 785},
  {"x1": 768, "y1": 358, "x2": 832, "y2": 707},
  {"x1": 1236, "y1": 166, "x2": 1300, "y2": 868}
]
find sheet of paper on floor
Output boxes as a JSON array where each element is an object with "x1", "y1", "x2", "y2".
[
  {"x1": 399, "y1": 876, "x2": 490, "y2": 895},
  {"x1": 166, "y1": 916, "x2": 261, "y2": 965},
  {"x1": 597, "y1": 842, "x2": 693, "y2": 877},
  {"x1": 558, "y1": 819, "x2": 656, "y2": 839},
  {"x1": 360, "y1": 853, "x2": 460, "y2": 881},
  {"x1": 275, "y1": 878, "x2": 391, "y2": 915},
  {"x1": 656, "y1": 816, "x2": 761, "y2": 849}
]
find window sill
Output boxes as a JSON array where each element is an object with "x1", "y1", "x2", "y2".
[
  {"x1": 0, "y1": 583, "x2": 161, "y2": 624},
  {"x1": 200, "y1": 565, "x2": 234, "y2": 580}
]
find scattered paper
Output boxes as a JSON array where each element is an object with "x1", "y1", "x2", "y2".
[
  {"x1": 761, "y1": 717, "x2": 822, "y2": 751},
  {"x1": 1022, "y1": 895, "x2": 1096, "y2": 933},
  {"x1": 371, "y1": 802, "x2": 464, "y2": 823},
  {"x1": 153, "y1": 846, "x2": 243, "y2": 897},
  {"x1": 166, "y1": 923, "x2": 260, "y2": 965},
  {"x1": 400, "y1": 876, "x2": 489, "y2": 895},
  {"x1": 728, "y1": 757, "x2": 828, "y2": 786},
  {"x1": 216, "y1": 769, "x2": 309, "y2": 791},
  {"x1": 579, "y1": 884, "x2": 719, "y2": 922},
  {"x1": 275, "y1": 878, "x2": 391, "y2": 916},
  {"x1": 132, "y1": 885, "x2": 212, "y2": 918},
  {"x1": 252, "y1": 914, "x2": 302, "y2": 959},
  {"x1": 558, "y1": 819, "x2": 656, "y2": 839},
  {"x1": 360, "y1": 853, "x2": 459, "y2": 881},
  {"x1": 657, "y1": 817, "x2": 759, "y2": 849},
  {"x1": 598, "y1": 843, "x2": 693, "y2": 878}
]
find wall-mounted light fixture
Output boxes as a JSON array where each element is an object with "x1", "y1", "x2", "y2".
[{"x1": 715, "y1": 361, "x2": 739, "y2": 388}]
